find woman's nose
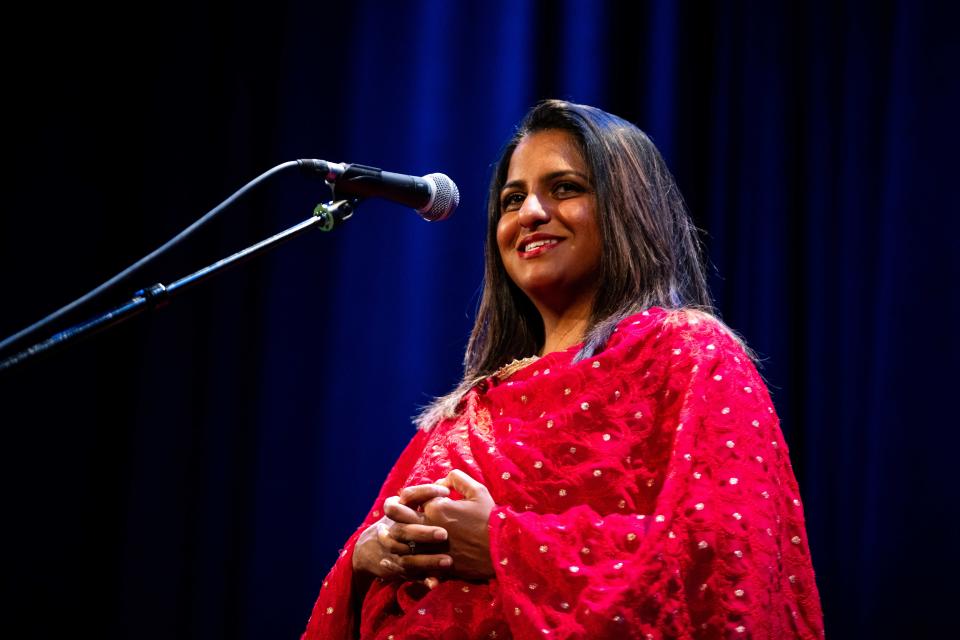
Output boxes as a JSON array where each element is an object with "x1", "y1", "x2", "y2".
[{"x1": 518, "y1": 194, "x2": 550, "y2": 228}]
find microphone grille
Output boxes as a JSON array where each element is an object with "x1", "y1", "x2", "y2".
[{"x1": 422, "y1": 173, "x2": 460, "y2": 221}]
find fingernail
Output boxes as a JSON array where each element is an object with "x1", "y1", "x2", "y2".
[
  {"x1": 439, "y1": 557, "x2": 452, "y2": 567},
  {"x1": 434, "y1": 529, "x2": 448, "y2": 541},
  {"x1": 380, "y1": 559, "x2": 390, "y2": 567}
]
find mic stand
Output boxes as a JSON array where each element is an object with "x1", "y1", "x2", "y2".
[{"x1": 0, "y1": 199, "x2": 356, "y2": 372}]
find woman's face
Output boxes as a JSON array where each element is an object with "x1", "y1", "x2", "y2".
[{"x1": 496, "y1": 129, "x2": 602, "y2": 315}]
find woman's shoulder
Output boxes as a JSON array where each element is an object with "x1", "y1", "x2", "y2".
[{"x1": 610, "y1": 307, "x2": 751, "y2": 360}]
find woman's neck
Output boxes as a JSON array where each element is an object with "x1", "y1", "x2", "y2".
[{"x1": 538, "y1": 305, "x2": 593, "y2": 355}]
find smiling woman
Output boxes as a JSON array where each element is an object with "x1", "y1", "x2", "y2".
[
  {"x1": 496, "y1": 129, "x2": 603, "y2": 354},
  {"x1": 302, "y1": 100, "x2": 824, "y2": 639}
]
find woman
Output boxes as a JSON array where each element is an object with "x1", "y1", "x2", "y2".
[{"x1": 303, "y1": 100, "x2": 824, "y2": 639}]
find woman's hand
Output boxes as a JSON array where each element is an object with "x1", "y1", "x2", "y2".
[
  {"x1": 352, "y1": 470, "x2": 497, "y2": 582},
  {"x1": 351, "y1": 489, "x2": 453, "y2": 580},
  {"x1": 417, "y1": 469, "x2": 496, "y2": 580}
]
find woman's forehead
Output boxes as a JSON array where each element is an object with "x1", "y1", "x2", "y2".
[{"x1": 505, "y1": 130, "x2": 589, "y2": 182}]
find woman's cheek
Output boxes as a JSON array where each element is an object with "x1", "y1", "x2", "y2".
[{"x1": 496, "y1": 216, "x2": 517, "y2": 258}]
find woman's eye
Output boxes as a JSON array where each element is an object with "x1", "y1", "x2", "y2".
[
  {"x1": 554, "y1": 182, "x2": 583, "y2": 197},
  {"x1": 501, "y1": 193, "x2": 525, "y2": 211}
]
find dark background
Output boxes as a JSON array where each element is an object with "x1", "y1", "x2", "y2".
[{"x1": 1, "y1": 1, "x2": 957, "y2": 638}]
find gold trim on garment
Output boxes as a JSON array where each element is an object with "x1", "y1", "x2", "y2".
[{"x1": 491, "y1": 355, "x2": 541, "y2": 382}]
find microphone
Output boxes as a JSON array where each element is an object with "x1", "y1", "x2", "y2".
[{"x1": 298, "y1": 159, "x2": 459, "y2": 221}]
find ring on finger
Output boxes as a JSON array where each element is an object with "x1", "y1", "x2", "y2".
[{"x1": 407, "y1": 540, "x2": 416, "y2": 553}]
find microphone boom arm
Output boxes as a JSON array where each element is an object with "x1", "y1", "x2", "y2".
[{"x1": 0, "y1": 199, "x2": 357, "y2": 372}]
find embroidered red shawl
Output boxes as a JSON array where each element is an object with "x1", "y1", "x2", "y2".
[{"x1": 302, "y1": 309, "x2": 824, "y2": 639}]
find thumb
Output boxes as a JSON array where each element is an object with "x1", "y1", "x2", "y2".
[{"x1": 438, "y1": 469, "x2": 486, "y2": 500}]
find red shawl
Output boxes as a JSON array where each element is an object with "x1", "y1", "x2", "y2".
[{"x1": 302, "y1": 309, "x2": 824, "y2": 639}]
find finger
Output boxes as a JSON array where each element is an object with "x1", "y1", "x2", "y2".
[
  {"x1": 399, "y1": 483, "x2": 450, "y2": 507},
  {"x1": 389, "y1": 522, "x2": 449, "y2": 543},
  {"x1": 377, "y1": 524, "x2": 412, "y2": 555},
  {"x1": 398, "y1": 553, "x2": 453, "y2": 574},
  {"x1": 378, "y1": 556, "x2": 405, "y2": 576},
  {"x1": 422, "y1": 496, "x2": 454, "y2": 523},
  {"x1": 438, "y1": 468, "x2": 487, "y2": 499},
  {"x1": 384, "y1": 496, "x2": 423, "y2": 525}
]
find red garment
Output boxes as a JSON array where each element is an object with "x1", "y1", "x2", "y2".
[{"x1": 303, "y1": 309, "x2": 824, "y2": 639}]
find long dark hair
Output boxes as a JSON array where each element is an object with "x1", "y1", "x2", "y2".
[{"x1": 417, "y1": 99, "x2": 713, "y2": 429}]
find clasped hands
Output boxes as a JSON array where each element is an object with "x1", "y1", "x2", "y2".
[{"x1": 352, "y1": 469, "x2": 496, "y2": 584}]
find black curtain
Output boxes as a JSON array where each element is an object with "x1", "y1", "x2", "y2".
[{"x1": 2, "y1": 1, "x2": 957, "y2": 638}]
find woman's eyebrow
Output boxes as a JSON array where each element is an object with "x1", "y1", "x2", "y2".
[{"x1": 501, "y1": 170, "x2": 590, "y2": 193}]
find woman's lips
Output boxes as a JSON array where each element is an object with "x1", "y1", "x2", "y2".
[{"x1": 518, "y1": 237, "x2": 562, "y2": 258}]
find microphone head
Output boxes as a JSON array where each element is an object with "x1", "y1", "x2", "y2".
[{"x1": 420, "y1": 173, "x2": 460, "y2": 221}]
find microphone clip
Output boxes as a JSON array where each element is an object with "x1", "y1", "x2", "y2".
[{"x1": 313, "y1": 199, "x2": 357, "y2": 232}]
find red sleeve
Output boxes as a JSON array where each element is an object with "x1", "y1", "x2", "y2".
[
  {"x1": 487, "y1": 314, "x2": 823, "y2": 639},
  {"x1": 301, "y1": 428, "x2": 432, "y2": 640}
]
